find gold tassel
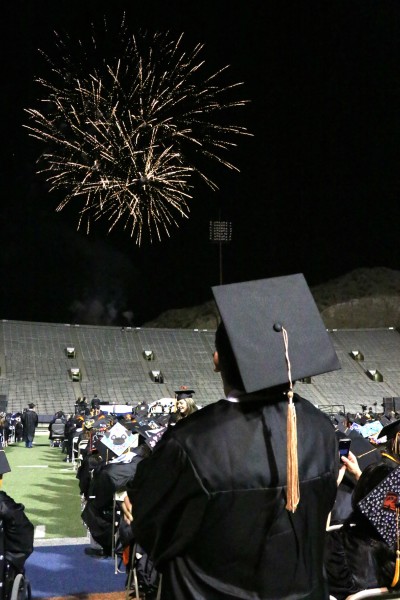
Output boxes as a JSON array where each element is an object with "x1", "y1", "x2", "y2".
[
  {"x1": 392, "y1": 551, "x2": 400, "y2": 588},
  {"x1": 281, "y1": 327, "x2": 300, "y2": 512},
  {"x1": 286, "y1": 390, "x2": 300, "y2": 512},
  {"x1": 392, "y1": 506, "x2": 400, "y2": 587}
]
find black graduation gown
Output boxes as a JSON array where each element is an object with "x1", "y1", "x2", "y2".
[
  {"x1": 324, "y1": 519, "x2": 400, "y2": 600},
  {"x1": 0, "y1": 491, "x2": 34, "y2": 571},
  {"x1": 130, "y1": 394, "x2": 338, "y2": 600},
  {"x1": 22, "y1": 409, "x2": 38, "y2": 443}
]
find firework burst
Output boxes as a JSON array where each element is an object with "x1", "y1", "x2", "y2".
[{"x1": 25, "y1": 17, "x2": 251, "y2": 243}]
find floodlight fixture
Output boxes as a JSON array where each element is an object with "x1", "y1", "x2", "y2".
[
  {"x1": 143, "y1": 350, "x2": 155, "y2": 361},
  {"x1": 150, "y1": 370, "x2": 164, "y2": 383},
  {"x1": 70, "y1": 367, "x2": 81, "y2": 382},
  {"x1": 209, "y1": 220, "x2": 232, "y2": 243},
  {"x1": 66, "y1": 347, "x2": 76, "y2": 358},
  {"x1": 366, "y1": 369, "x2": 383, "y2": 382},
  {"x1": 350, "y1": 350, "x2": 364, "y2": 361},
  {"x1": 209, "y1": 219, "x2": 233, "y2": 285}
]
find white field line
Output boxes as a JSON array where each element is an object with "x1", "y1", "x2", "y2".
[
  {"x1": 34, "y1": 525, "x2": 46, "y2": 539},
  {"x1": 16, "y1": 465, "x2": 48, "y2": 468}
]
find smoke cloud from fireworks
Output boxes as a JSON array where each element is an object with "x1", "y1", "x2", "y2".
[{"x1": 24, "y1": 19, "x2": 251, "y2": 244}]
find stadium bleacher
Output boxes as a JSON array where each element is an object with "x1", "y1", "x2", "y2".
[{"x1": 1, "y1": 319, "x2": 400, "y2": 418}]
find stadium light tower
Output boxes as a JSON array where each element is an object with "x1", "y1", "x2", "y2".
[{"x1": 209, "y1": 219, "x2": 232, "y2": 285}]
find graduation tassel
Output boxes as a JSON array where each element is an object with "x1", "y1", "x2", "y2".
[
  {"x1": 286, "y1": 390, "x2": 299, "y2": 512},
  {"x1": 391, "y1": 505, "x2": 400, "y2": 588},
  {"x1": 282, "y1": 327, "x2": 300, "y2": 512}
]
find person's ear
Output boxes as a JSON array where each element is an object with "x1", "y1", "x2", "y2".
[{"x1": 213, "y1": 351, "x2": 221, "y2": 372}]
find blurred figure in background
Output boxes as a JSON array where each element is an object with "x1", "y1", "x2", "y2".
[{"x1": 21, "y1": 403, "x2": 38, "y2": 449}]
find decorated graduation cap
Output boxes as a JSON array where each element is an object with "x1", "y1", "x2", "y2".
[
  {"x1": 131, "y1": 416, "x2": 168, "y2": 450},
  {"x1": 99, "y1": 422, "x2": 137, "y2": 459},
  {"x1": 212, "y1": 273, "x2": 341, "y2": 512},
  {"x1": 357, "y1": 466, "x2": 400, "y2": 587},
  {"x1": 333, "y1": 413, "x2": 349, "y2": 434}
]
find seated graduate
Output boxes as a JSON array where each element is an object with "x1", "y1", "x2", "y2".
[
  {"x1": 325, "y1": 456, "x2": 400, "y2": 600},
  {"x1": 0, "y1": 449, "x2": 34, "y2": 574}
]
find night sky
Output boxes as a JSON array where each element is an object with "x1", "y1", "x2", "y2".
[{"x1": 1, "y1": 0, "x2": 400, "y2": 326}]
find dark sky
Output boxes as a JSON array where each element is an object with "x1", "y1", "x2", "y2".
[{"x1": 1, "y1": 0, "x2": 400, "y2": 326}]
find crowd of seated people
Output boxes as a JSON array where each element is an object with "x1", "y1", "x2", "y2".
[
  {"x1": 46, "y1": 391, "x2": 199, "y2": 597},
  {"x1": 325, "y1": 405, "x2": 400, "y2": 599},
  {"x1": 44, "y1": 394, "x2": 400, "y2": 600},
  {"x1": 54, "y1": 393, "x2": 192, "y2": 553},
  {"x1": 326, "y1": 455, "x2": 400, "y2": 600}
]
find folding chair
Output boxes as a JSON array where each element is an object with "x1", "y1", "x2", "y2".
[
  {"x1": 112, "y1": 490, "x2": 126, "y2": 574},
  {"x1": 49, "y1": 421, "x2": 65, "y2": 448},
  {"x1": 76, "y1": 440, "x2": 88, "y2": 470},
  {"x1": 125, "y1": 542, "x2": 162, "y2": 600}
]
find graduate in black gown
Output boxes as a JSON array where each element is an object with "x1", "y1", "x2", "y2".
[
  {"x1": 0, "y1": 449, "x2": 34, "y2": 580},
  {"x1": 124, "y1": 274, "x2": 341, "y2": 599},
  {"x1": 325, "y1": 461, "x2": 400, "y2": 600},
  {"x1": 21, "y1": 403, "x2": 38, "y2": 448}
]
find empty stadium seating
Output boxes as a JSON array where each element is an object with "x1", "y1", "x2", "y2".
[{"x1": 1, "y1": 319, "x2": 400, "y2": 417}]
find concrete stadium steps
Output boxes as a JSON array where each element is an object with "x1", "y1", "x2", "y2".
[{"x1": 1, "y1": 319, "x2": 400, "y2": 416}]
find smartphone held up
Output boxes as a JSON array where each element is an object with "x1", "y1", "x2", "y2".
[{"x1": 339, "y1": 438, "x2": 351, "y2": 463}]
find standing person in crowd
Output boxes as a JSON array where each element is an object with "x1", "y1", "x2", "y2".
[
  {"x1": 175, "y1": 390, "x2": 198, "y2": 421},
  {"x1": 22, "y1": 403, "x2": 38, "y2": 449},
  {"x1": 63, "y1": 413, "x2": 84, "y2": 462},
  {"x1": 123, "y1": 274, "x2": 341, "y2": 599},
  {"x1": 0, "y1": 413, "x2": 7, "y2": 447},
  {"x1": 169, "y1": 389, "x2": 198, "y2": 426},
  {"x1": 14, "y1": 415, "x2": 23, "y2": 443}
]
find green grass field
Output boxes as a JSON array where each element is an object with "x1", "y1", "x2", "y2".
[{"x1": 2, "y1": 431, "x2": 87, "y2": 540}]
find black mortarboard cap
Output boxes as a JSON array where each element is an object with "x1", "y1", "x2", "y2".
[
  {"x1": 175, "y1": 389, "x2": 195, "y2": 400},
  {"x1": 333, "y1": 414, "x2": 348, "y2": 434},
  {"x1": 357, "y1": 466, "x2": 400, "y2": 547},
  {"x1": 0, "y1": 450, "x2": 11, "y2": 476},
  {"x1": 378, "y1": 419, "x2": 400, "y2": 441},
  {"x1": 212, "y1": 274, "x2": 341, "y2": 392},
  {"x1": 347, "y1": 430, "x2": 382, "y2": 470}
]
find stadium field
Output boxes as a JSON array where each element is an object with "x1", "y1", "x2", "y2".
[{"x1": 2, "y1": 431, "x2": 87, "y2": 541}]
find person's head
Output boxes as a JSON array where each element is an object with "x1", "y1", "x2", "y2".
[
  {"x1": 377, "y1": 419, "x2": 400, "y2": 459},
  {"x1": 28, "y1": 403, "x2": 35, "y2": 410},
  {"x1": 176, "y1": 397, "x2": 198, "y2": 418},
  {"x1": 387, "y1": 432, "x2": 400, "y2": 459}
]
